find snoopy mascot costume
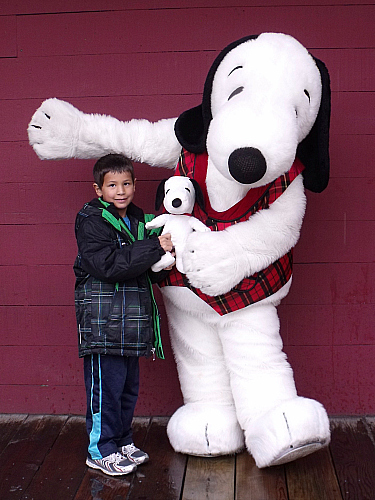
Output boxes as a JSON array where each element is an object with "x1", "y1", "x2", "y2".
[{"x1": 28, "y1": 32, "x2": 331, "y2": 468}]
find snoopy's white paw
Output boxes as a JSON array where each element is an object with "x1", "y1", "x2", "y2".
[
  {"x1": 151, "y1": 252, "x2": 175, "y2": 272},
  {"x1": 167, "y1": 403, "x2": 244, "y2": 456},
  {"x1": 246, "y1": 397, "x2": 330, "y2": 468}
]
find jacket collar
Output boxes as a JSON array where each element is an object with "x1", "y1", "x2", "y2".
[{"x1": 87, "y1": 197, "x2": 145, "y2": 222}]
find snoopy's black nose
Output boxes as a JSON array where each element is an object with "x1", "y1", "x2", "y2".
[
  {"x1": 228, "y1": 147, "x2": 267, "y2": 184},
  {"x1": 172, "y1": 198, "x2": 182, "y2": 208}
]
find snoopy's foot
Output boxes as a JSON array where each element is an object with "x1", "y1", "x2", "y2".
[
  {"x1": 167, "y1": 403, "x2": 244, "y2": 456},
  {"x1": 246, "y1": 397, "x2": 330, "y2": 468},
  {"x1": 151, "y1": 252, "x2": 175, "y2": 272}
]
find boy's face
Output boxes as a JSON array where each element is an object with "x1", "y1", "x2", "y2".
[{"x1": 94, "y1": 170, "x2": 136, "y2": 218}]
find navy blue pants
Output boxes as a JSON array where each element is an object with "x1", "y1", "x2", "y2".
[{"x1": 83, "y1": 354, "x2": 139, "y2": 459}]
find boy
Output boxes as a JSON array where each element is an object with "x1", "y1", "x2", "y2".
[{"x1": 74, "y1": 154, "x2": 173, "y2": 476}]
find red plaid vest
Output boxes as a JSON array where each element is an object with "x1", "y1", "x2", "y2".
[{"x1": 159, "y1": 149, "x2": 304, "y2": 315}]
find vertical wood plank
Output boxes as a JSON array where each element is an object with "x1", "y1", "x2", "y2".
[
  {"x1": 235, "y1": 452, "x2": 288, "y2": 500},
  {"x1": 182, "y1": 455, "x2": 235, "y2": 500},
  {"x1": 330, "y1": 418, "x2": 375, "y2": 500},
  {"x1": 0, "y1": 415, "x2": 67, "y2": 500},
  {"x1": 21, "y1": 416, "x2": 87, "y2": 500},
  {"x1": 0, "y1": 414, "x2": 27, "y2": 455},
  {"x1": 286, "y1": 447, "x2": 342, "y2": 500},
  {"x1": 128, "y1": 417, "x2": 186, "y2": 500}
]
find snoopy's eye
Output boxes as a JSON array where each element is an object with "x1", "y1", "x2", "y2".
[
  {"x1": 185, "y1": 188, "x2": 190, "y2": 193},
  {"x1": 166, "y1": 189, "x2": 170, "y2": 194},
  {"x1": 228, "y1": 86, "x2": 244, "y2": 101},
  {"x1": 304, "y1": 89, "x2": 311, "y2": 103}
]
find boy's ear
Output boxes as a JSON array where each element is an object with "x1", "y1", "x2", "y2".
[
  {"x1": 190, "y1": 179, "x2": 206, "y2": 211},
  {"x1": 155, "y1": 179, "x2": 167, "y2": 211},
  {"x1": 93, "y1": 183, "x2": 102, "y2": 197}
]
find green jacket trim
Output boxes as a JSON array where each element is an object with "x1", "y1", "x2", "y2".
[{"x1": 97, "y1": 198, "x2": 164, "y2": 359}]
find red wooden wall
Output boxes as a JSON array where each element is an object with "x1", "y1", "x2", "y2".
[{"x1": 1, "y1": 1, "x2": 374, "y2": 416}]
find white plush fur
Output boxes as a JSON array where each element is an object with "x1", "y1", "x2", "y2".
[
  {"x1": 28, "y1": 97, "x2": 180, "y2": 168},
  {"x1": 145, "y1": 177, "x2": 210, "y2": 273},
  {"x1": 28, "y1": 33, "x2": 330, "y2": 468}
]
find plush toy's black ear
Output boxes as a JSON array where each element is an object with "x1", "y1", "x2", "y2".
[
  {"x1": 190, "y1": 178, "x2": 206, "y2": 211},
  {"x1": 155, "y1": 179, "x2": 167, "y2": 211},
  {"x1": 297, "y1": 57, "x2": 331, "y2": 193}
]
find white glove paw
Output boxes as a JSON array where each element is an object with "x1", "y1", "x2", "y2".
[
  {"x1": 183, "y1": 230, "x2": 246, "y2": 296},
  {"x1": 27, "y1": 98, "x2": 83, "y2": 159}
]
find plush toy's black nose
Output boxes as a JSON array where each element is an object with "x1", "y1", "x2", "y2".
[
  {"x1": 228, "y1": 147, "x2": 267, "y2": 184},
  {"x1": 172, "y1": 198, "x2": 182, "y2": 208}
]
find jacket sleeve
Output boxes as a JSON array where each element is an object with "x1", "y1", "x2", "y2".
[
  {"x1": 76, "y1": 216, "x2": 165, "y2": 283},
  {"x1": 149, "y1": 268, "x2": 171, "y2": 284}
]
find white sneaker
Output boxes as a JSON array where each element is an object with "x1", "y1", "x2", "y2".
[
  {"x1": 118, "y1": 443, "x2": 149, "y2": 465},
  {"x1": 86, "y1": 452, "x2": 137, "y2": 476}
]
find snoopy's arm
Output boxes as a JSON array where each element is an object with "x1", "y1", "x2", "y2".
[
  {"x1": 28, "y1": 98, "x2": 180, "y2": 168},
  {"x1": 145, "y1": 214, "x2": 172, "y2": 230},
  {"x1": 183, "y1": 176, "x2": 306, "y2": 296},
  {"x1": 189, "y1": 217, "x2": 210, "y2": 232}
]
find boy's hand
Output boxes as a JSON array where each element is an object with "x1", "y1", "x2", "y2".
[{"x1": 158, "y1": 233, "x2": 173, "y2": 253}]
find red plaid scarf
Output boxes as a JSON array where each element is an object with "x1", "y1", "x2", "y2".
[{"x1": 159, "y1": 149, "x2": 304, "y2": 315}]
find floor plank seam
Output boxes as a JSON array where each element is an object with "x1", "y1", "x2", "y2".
[{"x1": 327, "y1": 444, "x2": 344, "y2": 500}]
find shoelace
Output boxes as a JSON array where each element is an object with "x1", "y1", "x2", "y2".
[
  {"x1": 124, "y1": 444, "x2": 138, "y2": 454},
  {"x1": 108, "y1": 452, "x2": 125, "y2": 463}
]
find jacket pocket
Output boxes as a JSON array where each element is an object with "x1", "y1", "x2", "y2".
[
  {"x1": 75, "y1": 283, "x2": 93, "y2": 348},
  {"x1": 90, "y1": 279, "x2": 117, "y2": 340}
]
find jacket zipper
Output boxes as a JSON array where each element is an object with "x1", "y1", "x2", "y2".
[{"x1": 99, "y1": 201, "x2": 164, "y2": 359}]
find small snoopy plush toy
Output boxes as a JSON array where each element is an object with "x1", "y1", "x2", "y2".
[{"x1": 146, "y1": 176, "x2": 210, "y2": 273}]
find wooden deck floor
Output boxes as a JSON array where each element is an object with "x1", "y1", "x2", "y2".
[{"x1": 1, "y1": 415, "x2": 375, "y2": 500}]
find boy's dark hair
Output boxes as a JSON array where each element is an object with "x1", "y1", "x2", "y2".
[{"x1": 93, "y1": 154, "x2": 134, "y2": 188}]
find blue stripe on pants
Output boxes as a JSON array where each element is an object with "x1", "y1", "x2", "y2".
[{"x1": 84, "y1": 354, "x2": 140, "y2": 459}]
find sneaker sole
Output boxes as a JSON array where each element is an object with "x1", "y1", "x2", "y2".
[{"x1": 86, "y1": 458, "x2": 136, "y2": 476}]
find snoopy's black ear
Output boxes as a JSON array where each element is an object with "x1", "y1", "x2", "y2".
[
  {"x1": 155, "y1": 179, "x2": 167, "y2": 211},
  {"x1": 190, "y1": 178, "x2": 206, "y2": 211},
  {"x1": 297, "y1": 57, "x2": 331, "y2": 193},
  {"x1": 174, "y1": 105, "x2": 207, "y2": 154}
]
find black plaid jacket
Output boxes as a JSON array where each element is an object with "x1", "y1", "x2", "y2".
[
  {"x1": 74, "y1": 199, "x2": 166, "y2": 358},
  {"x1": 159, "y1": 149, "x2": 304, "y2": 315}
]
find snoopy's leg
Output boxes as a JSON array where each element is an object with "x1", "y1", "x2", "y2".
[
  {"x1": 218, "y1": 303, "x2": 330, "y2": 468},
  {"x1": 151, "y1": 252, "x2": 175, "y2": 272},
  {"x1": 161, "y1": 287, "x2": 244, "y2": 456}
]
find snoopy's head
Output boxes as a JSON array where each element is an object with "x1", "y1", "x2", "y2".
[
  {"x1": 154, "y1": 176, "x2": 205, "y2": 215},
  {"x1": 175, "y1": 33, "x2": 330, "y2": 194}
]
